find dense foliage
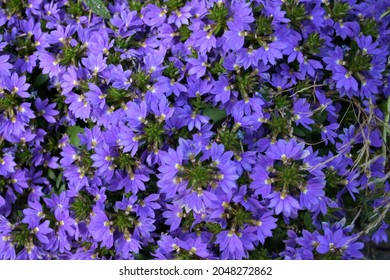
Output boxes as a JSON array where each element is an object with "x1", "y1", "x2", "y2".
[{"x1": 0, "y1": 0, "x2": 390, "y2": 260}]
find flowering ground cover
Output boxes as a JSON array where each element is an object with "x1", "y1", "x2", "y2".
[{"x1": 0, "y1": 0, "x2": 390, "y2": 260}]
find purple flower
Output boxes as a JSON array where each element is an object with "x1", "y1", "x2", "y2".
[
  {"x1": 81, "y1": 54, "x2": 107, "y2": 75},
  {"x1": 249, "y1": 155, "x2": 274, "y2": 196},
  {"x1": 178, "y1": 105, "x2": 210, "y2": 131},
  {"x1": 133, "y1": 217, "x2": 155, "y2": 239},
  {"x1": 89, "y1": 209, "x2": 114, "y2": 249},
  {"x1": 267, "y1": 191, "x2": 301, "y2": 218},
  {"x1": 39, "y1": 52, "x2": 61, "y2": 78},
  {"x1": 215, "y1": 230, "x2": 246, "y2": 260},
  {"x1": 117, "y1": 125, "x2": 138, "y2": 156},
  {"x1": 16, "y1": 243, "x2": 46, "y2": 260},
  {"x1": 333, "y1": 68, "x2": 358, "y2": 91},
  {"x1": 67, "y1": 93, "x2": 91, "y2": 121},
  {"x1": 293, "y1": 98, "x2": 314, "y2": 130},
  {"x1": 149, "y1": 96, "x2": 175, "y2": 121},
  {"x1": 234, "y1": 151, "x2": 256, "y2": 175},
  {"x1": 372, "y1": 223, "x2": 389, "y2": 244},
  {"x1": 266, "y1": 139, "x2": 310, "y2": 161},
  {"x1": 162, "y1": 203, "x2": 184, "y2": 231},
  {"x1": 168, "y1": 6, "x2": 191, "y2": 27},
  {"x1": 323, "y1": 46, "x2": 345, "y2": 72},
  {"x1": 223, "y1": 21, "x2": 246, "y2": 51},
  {"x1": 0, "y1": 0, "x2": 386, "y2": 261},
  {"x1": 182, "y1": 189, "x2": 217, "y2": 213},
  {"x1": 334, "y1": 21, "x2": 359, "y2": 40},
  {"x1": 252, "y1": 211, "x2": 277, "y2": 244},
  {"x1": 115, "y1": 233, "x2": 141, "y2": 259},
  {"x1": 360, "y1": 78, "x2": 381, "y2": 99},
  {"x1": 143, "y1": 5, "x2": 167, "y2": 27},
  {"x1": 0, "y1": 196, "x2": 5, "y2": 208},
  {"x1": 0, "y1": 154, "x2": 16, "y2": 176},
  {"x1": 299, "y1": 178, "x2": 325, "y2": 211},
  {"x1": 43, "y1": 192, "x2": 69, "y2": 217},
  {"x1": 136, "y1": 194, "x2": 160, "y2": 219},
  {"x1": 154, "y1": 76, "x2": 187, "y2": 97},
  {"x1": 187, "y1": 56, "x2": 209, "y2": 78},
  {"x1": 115, "y1": 195, "x2": 137, "y2": 214},
  {"x1": 192, "y1": 30, "x2": 217, "y2": 53},
  {"x1": 233, "y1": 185, "x2": 263, "y2": 213},
  {"x1": 211, "y1": 76, "x2": 233, "y2": 104},
  {"x1": 316, "y1": 227, "x2": 354, "y2": 256},
  {"x1": 236, "y1": 47, "x2": 260, "y2": 69},
  {"x1": 35, "y1": 98, "x2": 59, "y2": 123},
  {"x1": 299, "y1": 59, "x2": 322, "y2": 78},
  {"x1": 118, "y1": 171, "x2": 149, "y2": 194},
  {"x1": 2, "y1": 73, "x2": 30, "y2": 98},
  {"x1": 85, "y1": 84, "x2": 106, "y2": 109},
  {"x1": 178, "y1": 237, "x2": 209, "y2": 258},
  {"x1": 0, "y1": 55, "x2": 12, "y2": 77},
  {"x1": 156, "y1": 235, "x2": 181, "y2": 255},
  {"x1": 8, "y1": 170, "x2": 28, "y2": 195},
  {"x1": 158, "y1": 147, "x2": 184, "y2": 181},
  {"x1": 321, "y1": 123, "x2": 339, "y2": 145},
  {"x1": 231, "y1": 0, "x2": 255, "y2": 28},
  {"x1": 144, "y1": 49, "x2": 165, "y2": 76},
  {"x1": 296, "y1": 230, "x2": 319, "y2": 251},
  {"x1": 79, "y1": 126, "x2": 104, "y2": 150},
  {"x1": 256, "y1": 41, "x2": 285, "y2": 65},
  {"x1": 125, "y1": 101, "x2": 148, "y2": 127},
  {"x1": 30, "y1": 220, "x2": 53, "y2": 244},
  {"x1": 0, "y1": 234, "x2": 16, "y2": 260},
  {"x1": 61, "y1": 66, "x2": 82, "y2": 94},
  {"x1": 209, "y1": 143, "x2": 238, "y2": 195}
]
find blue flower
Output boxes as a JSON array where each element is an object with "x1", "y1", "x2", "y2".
[{"x1": 89, "y1": 209, "x2": 114, "y2": 249}]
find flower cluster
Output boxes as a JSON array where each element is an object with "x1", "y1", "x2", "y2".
[{"x1": 0, "y1": 0, "x2": 390, "y2": 260}]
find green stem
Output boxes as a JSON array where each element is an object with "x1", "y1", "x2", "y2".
[{"x1": 380, "y1": 8, "x2": 390, "y2": 20}]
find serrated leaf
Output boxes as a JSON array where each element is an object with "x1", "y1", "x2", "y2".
[
  {"x1": 84, "y1": 0, "x2": 111, "y2": 19},
  {"x1": 203, "y1": 106, "x2": 226, "y2": 123},
  {"x1": 66, "y1": 126, "x2": 84, "y2": 147}
]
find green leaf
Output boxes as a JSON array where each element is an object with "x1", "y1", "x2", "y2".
[
  {"x1": 56, "y1": 172, "x2": 63, "y2": 189},
  {"x1": 383, "y1": 122, "x2": 390, "y2": 135},
  {"x1": 133, "y1": 253, "x2": 148, "y2": 260},
  {"x1": 47, "y1": 169, "x2": 56, "y2": 181},
  {"x1": 247, "y1": 247, "x2": 270, "y2": 260},
  {"x1": 205, "y1": 222, "x2": 222, "y2": 234},
  {"x1": 313, "y1": 110, "x2": 327, "y2": 124},
  {"x1": 66, "y1": 126, "x2": 84, "y2": 147},
  {"x1": 32, "y1": 73, "x2": 49, "y2": 88},
  {"x1": 303, "y1": 212, "x2": 314, "y2": 231},
  {"x1": 293, "y1": 126, "x2": 306, "y2": 137},
  {"x1": 58, "y1": 183, "x2": 66, "y2": 194},
  {"x1": 203, "y1": 106, "x2": 226, "y2": 123},
  {"x1": 84, "y1": 0, "x2": 111, "y2": 19}
]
